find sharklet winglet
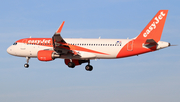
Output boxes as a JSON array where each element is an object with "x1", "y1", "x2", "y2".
[{"x1": 56, "y1": 21, "x2": 65, "y2": 34}]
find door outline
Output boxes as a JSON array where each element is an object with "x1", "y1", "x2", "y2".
[
  {"x1": 127, "y1": 40, "x2": 133, "y2": 51},
  {"x1": 21, "y1": 39, "x2": 27, "y2": 50}
]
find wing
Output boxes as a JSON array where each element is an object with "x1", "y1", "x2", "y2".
[{"x1": 52, "y1": 21, "x2": 79, "y2": 55}]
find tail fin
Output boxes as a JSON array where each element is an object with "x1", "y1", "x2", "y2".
[{"x1": 135, "y1": 10, "x2": 168, "y2": 42}]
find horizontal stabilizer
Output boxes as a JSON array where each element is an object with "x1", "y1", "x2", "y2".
[{"x1": 144, "y1": 39, "x2": 157, "y2": 46}]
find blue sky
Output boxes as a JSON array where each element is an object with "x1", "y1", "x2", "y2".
[{"x1": 1, "y1": 0, "x2": 180, "y2": 102}]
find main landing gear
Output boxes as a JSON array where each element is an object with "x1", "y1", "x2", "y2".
[
  {"x1": 67, "y1": 59, "x2": 75, "y2": 68},
  {"x1": 24, "y1": 57, "x2": 30, "y2": 68},
  {"x1": 85, "y1": 65, "x2": 93, "y2": 71},
  {"x1": 67, "y1": 59, "x2": 93, "y2": 71},
  {"x1": 85, "y1": 60, "x2": 93, "y2": 71},
  {"x1": 68, "y1": 62, "x2": 75, "y2": 68}
]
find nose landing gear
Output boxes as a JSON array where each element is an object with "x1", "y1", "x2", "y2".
[
  {"x1": 24, "y1": 57, "x2": 30, "y2": 68},
  {"x1": 24, "y1": 63, "x2": 29, "y2": 68}
]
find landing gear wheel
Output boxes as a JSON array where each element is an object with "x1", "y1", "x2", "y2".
[
  {"x1": 24, "y1": 57, "x2": 30, "y2": 68},
  {"x1": 85, "y1": 65, "x2": 93, "y2": 71},
  {"x1": 24, "y1": 63, "x2": 29, "y2": 68},
  {"x1": 68, "y1": 62, "x2": 75, "y2": 68}
]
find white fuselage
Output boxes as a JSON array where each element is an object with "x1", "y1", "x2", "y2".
[
  {"x1": 7, "y1": 38, "x2": 170, "y2": 60},
  {"x1": 7, "y1": 38, "x2": 130, "y2": 59}
]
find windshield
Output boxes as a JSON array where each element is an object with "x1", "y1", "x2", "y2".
[{"x1": 13, "y1": 42, "x2": 17, "y2": 45}]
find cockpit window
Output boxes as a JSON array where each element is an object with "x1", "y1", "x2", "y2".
[{"x1": 13, "y1": 42, "x2": 17, "y2": 45}]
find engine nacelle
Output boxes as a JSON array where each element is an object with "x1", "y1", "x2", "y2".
[
  {"x1": 37, "y1": 50, "x2": 60, "y2": 61},
  {"x1": 64, "y1": 59, "x2": 89, "y2": 66}
]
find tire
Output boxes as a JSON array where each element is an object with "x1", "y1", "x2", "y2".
[
  {"x1": 85, "y1": 65, "x2": 93, "y2": 71},
  {"x1": 68, "y1": 62, "x2": 75, "y2": 68},
  {"x1": 24, "y1": 63, "x2": 29, "y2": 68}
]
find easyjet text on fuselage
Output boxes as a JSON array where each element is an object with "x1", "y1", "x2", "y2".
[{"x1": 27, "y1": 39, "x2": 51, "y2": 44}]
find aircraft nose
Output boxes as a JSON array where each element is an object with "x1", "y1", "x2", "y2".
[
  {"x1": 7, "y1": 46, "x2": 16, "y2": 55},
  {"x1": 7, "y1": 47, "x2": 11, "y2": 54}
]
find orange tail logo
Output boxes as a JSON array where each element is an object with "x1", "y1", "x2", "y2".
[{"x1": 136, "y1": 10, "x2": 168, "y2": 42}]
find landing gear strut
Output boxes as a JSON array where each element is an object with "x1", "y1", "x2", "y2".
[
  {"x1": 85, "y1": 60, "x2": 93, "y2": 71},
  {"x1": 24, "y1": 57, "x2": 30, "y2": 68}
]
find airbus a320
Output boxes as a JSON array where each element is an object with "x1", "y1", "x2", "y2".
[{"x1": 7, "y1": 10, "x2": 171, "y2": 71}]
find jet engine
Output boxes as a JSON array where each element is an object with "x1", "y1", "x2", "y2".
[{"x1": 37, "y1": 50, "x2": 60, "y2": 61}]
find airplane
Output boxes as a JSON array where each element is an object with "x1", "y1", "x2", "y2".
[{"x1": 7, "y1": 10, "x2": 171, "y2": 71}]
